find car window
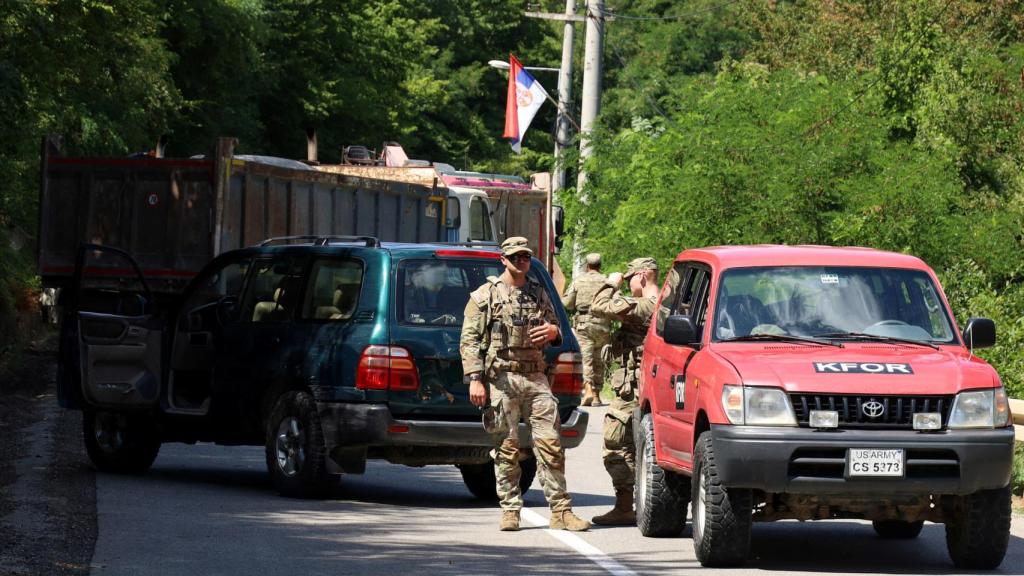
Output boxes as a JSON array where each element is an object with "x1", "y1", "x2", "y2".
[
  {"x1": 712, "y1": 266, "x2": 957, "y2": 342},
  {"x1": 181, "y1": 257, "x2": 251, "y2": 316},
  {"x1": 469, "y1": 197, "x2": 493, "y2": 241},
  {"x1": 241, "y1": 257, "x2": 304, "y2": 323},
  {"x1": 300, "y1": 259, "x2": 364, "y2": 321},
  {"x1": 656, "y1": 262, "x2": 690, "y2": 336},
  {"x1": 398, "y1": 258, "x2": 545, "y2": 327}
]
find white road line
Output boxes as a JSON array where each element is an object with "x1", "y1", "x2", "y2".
[{"x1": 520, "y1": 508, "x2": 639, "y2": 576}]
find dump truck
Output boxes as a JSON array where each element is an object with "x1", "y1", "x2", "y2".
[{"x1": 37, "y1": 137, "x2": 484, "y2": 292}]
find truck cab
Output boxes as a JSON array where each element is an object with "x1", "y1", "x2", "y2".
[{"x1": 635, "y1": 245, "x2": 1014, "y2": 570}]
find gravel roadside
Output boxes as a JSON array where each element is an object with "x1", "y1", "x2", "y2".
[{"x1": 0, "y1": 329, "x2": 97, "y2": 574}]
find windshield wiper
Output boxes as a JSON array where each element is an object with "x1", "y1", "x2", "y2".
[
  {"x1": 816, "y1": 332, "x2": 940, "y2": 350},
  {"x1": 721, "y1": 334, "x2": 844, "y2": 348}
]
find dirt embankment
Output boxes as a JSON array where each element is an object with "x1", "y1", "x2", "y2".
[{"x1": 0, "y1": 325, "x2": 97, "y2": 574}]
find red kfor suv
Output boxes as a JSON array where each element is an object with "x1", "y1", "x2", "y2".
[{"x1": 634, "y1": 245, "x2": 1014, "y2": 569}]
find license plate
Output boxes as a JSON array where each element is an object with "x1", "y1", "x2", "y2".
[{"x1": 847, "y1": 448, "x2": 904, "y2": 477}]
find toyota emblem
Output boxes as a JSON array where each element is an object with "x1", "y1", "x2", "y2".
[{"x1": 862, "y1": 400, "x2": 885, "y2": 418}]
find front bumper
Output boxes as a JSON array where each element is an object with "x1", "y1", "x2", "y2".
[
  {"x1": 317, "y1": 402, "x2": 589, "y2": 450},
  {"x1": 710, "y1": 424, "x2": 1014, "y2": 495}
]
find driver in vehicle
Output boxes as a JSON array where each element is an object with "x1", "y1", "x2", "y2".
[{"x1": 406, "y1": 262, "x2": 461, "y2": 325}]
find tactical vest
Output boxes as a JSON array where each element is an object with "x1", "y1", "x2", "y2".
[{"x1": 483, "y1": 278, "x2": 547, "y2": 373}]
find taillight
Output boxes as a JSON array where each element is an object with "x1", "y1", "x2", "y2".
[
  {"x1": 551, "y1": 352, "x2": 583, "y2": 396},
  {"x1": 355, "y1": 345, "x2": 421, "y2": 391},
  {"x1": 434, "y1": 249, "x2": 501, "y2": 259}
]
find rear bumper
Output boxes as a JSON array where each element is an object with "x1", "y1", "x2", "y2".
[
  {"x1": 317, "y1": 402, "x2": 589, "y2": 450},
  {"x1": 710, "y1": 424, "x2": 1014, "y2": 496}
]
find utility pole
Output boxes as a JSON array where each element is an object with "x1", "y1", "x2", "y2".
[
  {"x1": 524, "y1": 2, "x2": 604, "y2": 275},
  {"x1": 553, "y1": 0, "x2": 577, "y2": 194},
  {"x1": 574, "y1": 0, "x2": 605, "y2": 274}
]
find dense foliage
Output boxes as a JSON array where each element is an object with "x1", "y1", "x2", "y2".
[{"x1": 563, "y1": 0, "x2": 1024, "y2": 396}]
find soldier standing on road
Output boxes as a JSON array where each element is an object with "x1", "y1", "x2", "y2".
[
  {"x1": 561, "y1": 253, "x2": 612, "y2": 407},
  {"x1": 589, "y1": 257, "x2": 659, "y2": 526},
  {"x1": 460, "y1": 237, "x2": 591, "y2": 533}
]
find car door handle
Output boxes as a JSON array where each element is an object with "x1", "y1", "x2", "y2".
[{"x1": 651, "y1": 364, "x2": 658, "y2": 377}]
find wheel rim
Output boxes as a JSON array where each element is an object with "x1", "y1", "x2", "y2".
[
  {"x1": 93, "y1": 412, "x2": 126, "y2": 453},
  {"x1": 697, "y1": 464, "x2": 707, "y2": 538},
  {"x1": 637, "y1": 436, "x2": 648, "y2": 512},
  {"x1": 275, "y1": 417, "x2": 306, "y2": 477}
]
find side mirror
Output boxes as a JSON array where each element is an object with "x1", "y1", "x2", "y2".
[
  {"x1": 962, "y1": 317, "x2": 996, "y2": 350},
  {"x1": 446, "y1": 197, "x2": 460, "y2": 229},
  {"x1": 552, "y1": 206, "x2": 565, "y2": 250},
  {"x1": 664, "y1": 314, "x2": 699, "y2": 346}
]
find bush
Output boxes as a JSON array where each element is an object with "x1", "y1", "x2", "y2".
[
  {"x1": 939, "y1": 260, "x2": 1024, "y2": 399},
  {"x1": 1013, "y1": 443, "x2": 1023, "y2": 498}
]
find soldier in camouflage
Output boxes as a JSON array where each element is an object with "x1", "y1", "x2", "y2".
[
  {"x1": 589, "y1": 257, "x2": 659, "y2": 526},
  {"x1": 460, "y1": 237, "x2": 590, "y2": 533},
  {"x1": 561, "y1": 253, "x2": 612, "y2": 407}
]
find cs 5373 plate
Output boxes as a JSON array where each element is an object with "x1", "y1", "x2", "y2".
[{"x1": 847, "y1": 448, "x2": 904, "y2": 477}]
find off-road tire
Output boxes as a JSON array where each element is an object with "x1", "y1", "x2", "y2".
[
  {"x1": 945, "y1": 485, "x2": 1012, "y2": 569},
  {"x1": 691, "y1": 432, "x2": 751, "y2": 567},
  {"x1": 635, "y1": 412, "x2": 689, "y2": 537},
  {"x1": 265, "y1": 391, "x2": 334, "y2": 498},
  {"x1": 873, "y1": 520, "x2": 924, "y2": 539},
  {"x1": 458, "y1": 456, "x2": 537, "y2": 500},
  {"x1": 83, "y1": 410, "x2": 161, "y2": 474}
]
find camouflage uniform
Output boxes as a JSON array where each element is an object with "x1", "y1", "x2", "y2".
[
  {"x1": 561, "y1": 258, "x2": 612, "y2": 401},
  {"x1": 460, "y1": 242, "x2": 571, "y2": 516},
  {"x1": 590, "y1": 258, "x2": 657, "y2": 506}
]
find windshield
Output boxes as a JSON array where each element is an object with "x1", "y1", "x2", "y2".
[
  {"x1": 712, "y1": 266, "x2": 957, "y2": 344},
  {"x1": 398, "y1": 258, "x2": 544, "y2": 327}
]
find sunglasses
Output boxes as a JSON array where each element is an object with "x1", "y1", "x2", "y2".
[{"x1": 504, "y1": 253, "x2": 531, "y2": 263}]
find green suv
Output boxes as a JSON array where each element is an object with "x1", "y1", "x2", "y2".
[{"x1": 57, "y1": 237, "x2": 587, "y2": 497}]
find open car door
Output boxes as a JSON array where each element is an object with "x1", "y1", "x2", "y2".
[{"x1": 61, "y1": 244, "x2": 163, "y2": 410}]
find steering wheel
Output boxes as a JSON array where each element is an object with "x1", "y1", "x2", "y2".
[{"x1": 864, "y1": 319, "x2": 909, "y2": 331}]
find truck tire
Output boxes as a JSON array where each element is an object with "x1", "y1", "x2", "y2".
[
  {"x1": 458, "y1": 456, "x2": 537, "y2": 500},
  {"x1": 83, "y1": 410, "x2": 160, "y2": 474},
  {"x1": 872, "y1": 520, "x2": 923, "y2": 539},
  {"x1": 635, "y1": 412, "x2": 689, "y2": 537},
  {"x1": 691, "y1": 431, "x2": 751, "y2": 567},
  {"x1": 265, "y1": 391, "x2": 334, "y2": 498},
  {"x1": 945, "y1": 485, "x2": 1012, "y2": 569}
]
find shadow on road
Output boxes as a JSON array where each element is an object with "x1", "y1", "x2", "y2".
[
  {"x1": 136, "y1": 445, "x2": 612, "y2": 509},
  {"x1": 744, "y1": 520, "x2": 1024, "y2": 575}
]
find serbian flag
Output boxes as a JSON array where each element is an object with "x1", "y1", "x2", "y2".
[{"x1": 502, "y1": 54, "x2": 549, "y2": 153}]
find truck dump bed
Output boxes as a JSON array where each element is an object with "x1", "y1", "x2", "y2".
[{"x1": 38, "y1": 138, "x2": 445, "y2": 291}]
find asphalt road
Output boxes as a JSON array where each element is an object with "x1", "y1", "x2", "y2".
[{"x1": 89, "y1": 406, "x2": 1024, "y2": 576}]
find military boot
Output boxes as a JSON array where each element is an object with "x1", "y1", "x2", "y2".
[
  {"x1": 549, "y1": 509, "x2": 590, "y2": 531},
  {"x1": 592, "y1": 488, "x2": 635, "y2": 526},
  {"x1": 499, "y1": 510, "x2": 521, "y2": 531},
  {"x1": 590, "y1": 384, "x2": 604, "y2": 406},
  {"x1": 581, "y1": 386, "x2": 595, "y2": 406}
]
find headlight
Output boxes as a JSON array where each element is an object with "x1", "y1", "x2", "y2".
[
  {"x1": 947, "y1": 388, "x2": 1010, "y2": 429},
  {"x1": 721, "y1": 385, "x2": 797, "y2": 426}
]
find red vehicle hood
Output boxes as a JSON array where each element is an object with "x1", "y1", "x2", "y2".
[{"x1": 712, "y1": 342, "x2": 999, "y2": 395}]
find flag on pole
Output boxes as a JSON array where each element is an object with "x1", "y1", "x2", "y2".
[{"x1": 502, "y1": 54, "x2": 548, "y2": 154}]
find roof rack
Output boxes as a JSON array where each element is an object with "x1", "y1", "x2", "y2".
[{"x1": 259, "y1": 235, "x2": 380, "y2": 248}]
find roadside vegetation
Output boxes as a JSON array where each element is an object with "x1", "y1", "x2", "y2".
[{"x1": 564, "y1": 0, "x2": 1024, "y2": 398}]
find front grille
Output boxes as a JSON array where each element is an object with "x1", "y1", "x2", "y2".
[{"x1": 790, "y1": 394, "x2": 954, "y2": 429}]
